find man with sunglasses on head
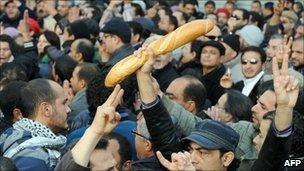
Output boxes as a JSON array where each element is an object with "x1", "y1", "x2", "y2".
[{"x1": 221, "y1": 46, "x2": 266, "y2": 104}]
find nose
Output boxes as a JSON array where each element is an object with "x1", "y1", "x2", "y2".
[{"x1": 190, "y1": 151, "x2": 197, "y2": 164}]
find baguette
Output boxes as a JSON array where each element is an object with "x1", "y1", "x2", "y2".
[{"x1": 105, "y1": 19, "x2": 214, "y2": 87}]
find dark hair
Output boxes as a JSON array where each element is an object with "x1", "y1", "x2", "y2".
[
  {"x1": 264, "y1": 2, "x2": 274, "y2": 11},
  {"x1": 0, "y1": 62, "x2": 28, "y2": 89},
  {"x1": 0, "y1": 81, "x2": 28, "y2": 122},
  {"x1": 252, "y1": 0, "x2": 261, "y2": 6},
  {"x1": 190, "y1": 40, "x2": 204, "y2": 59},
  {"x1": 169, "y1": 14, "x2": 178, "y2": 30},
  {"x1": 76, "y1": 39, "x2": 95, "y2": 62},
  {"x1": 83, "y1": 19, "x2": 100, "y2": 38},
  {"x1": 0, "y1": 156, "x2": 18, "y2": 171},
  {"x1": 287, "y1": 0, "x2": 295, "y2": 5},
  {"x1": 236, "y1": 8, "x2": 250, "y2": 20},
  {"x1": 86, "y1": 72, "x2": 137, "y2": 116},
  {"x1": 205, "y1": 0, "x2": 215, "y2": 8},
  {"x1": 257, "y1": 80, "x2": 274, "y2": 97},
  {"x1": 54, "y1": 55, "x2": 78, "y2": 83},
  {"x1": 182, "y1": 75, "x2": 207, "y2": 113},
  {"x1": 131, "y1": 3, "x2": 144, "y2": 17},
  {"x1": 224, "y1": 90, "x2": 253, "y2": 122},
  {"x1": 241, "y1": 46, "x2": 267, "y2": 63},
  {"x1": 41, "y1": 30, "x2": 61, "y2": 50},
  {"x1": 249, "y1": 12, "x2": 264, "y2": 29},
  {"x1": 95, "y1": 138, "x2": 109, "y2": 150},
  {"x1": 21, "y1": 79, "x2": 57, "y2": 117},
  {"x1": 88, "y1": 5, "x2": 102, "y2": 23},
  {"x1": 127, "y1": 21, "x2": 143, "y2": 41},
  {"x1": 77, "y1": 63, "x2": 100, "y2": 84},
  {"x1": 183, "y1": 0, "x2": 198, "y2": 6},
  {"x1": 0, "y1": 34, "x2": 23, "y2": 57},
  {"x1": 86, "y1": 73, "x2": 115, "y2": 115},
  {"x1": 290, "y1": 111, "x2": 304, "y2": 158},
  {"x1": 104, "y1": 132, "x2": 131, "y2": 170}
]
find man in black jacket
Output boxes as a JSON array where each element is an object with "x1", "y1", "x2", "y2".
[
  {"x1": 221, "y1": 46, "x2": 266, "y2": 104},
  {"x1": 200, "y1": 40, "x2": 226, "y2": 105}
]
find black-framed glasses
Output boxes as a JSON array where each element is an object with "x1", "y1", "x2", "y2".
[
  {"x1": 131, "y1": 129, "x2": 151, "y2": 141},
  {"x1": 241, "y1": 58, "x2": 259, "y2": 65},
  {"x1": 205, "y1": 35, "x2": 221, "y2": 40},
  {"x1": 231, "y1": 15, "x2": 241, "y2": 20}
]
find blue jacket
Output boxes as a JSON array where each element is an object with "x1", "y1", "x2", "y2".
[{"x1": 0, "y1": 128, "x2": 65, "y2": 171}]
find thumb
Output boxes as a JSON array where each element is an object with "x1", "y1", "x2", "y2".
[{"x1": 156, "y1": 151, "x2": 171, "y2": 169}]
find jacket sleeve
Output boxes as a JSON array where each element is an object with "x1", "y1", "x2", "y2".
[
  {"x1": 55, "y1": 150, "x2": 90, "y2": 171},
  {"x1": 161, "y1": 95, "x2": 202, "y2": 136},
  {"x1": 44, "y1": 46, "x2": 65, "y2": 61},
  {"x1": 251, "y1": 123, "x2": 292, "y2": 171},
  {"x1": 142, "y1": 98, "x2": 183, "y2": 161}
]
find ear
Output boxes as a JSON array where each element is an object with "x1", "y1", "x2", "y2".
[
  {"x1": 12, "y1": 108, "x2": 23, "y2": 122},
  {"x1": 79, "y1": 79, "x2": 86, "y2": 89},
  {"x1": 75, "y1": 53, "x2": 83, "y2": 62},
  {"x1": 54, "y1": 74, "x2": 59, "y2": 83},
  {"x1": 145, "y1": 140, "x2": 153, "y2": 152},
  {"x1": 169, "y1": 24, "x2": 175, "y2": 32},
  {"x1": 122, "y1": 160, "x2": 132, "y2": 171},
  {"x1": 224, "y1": 113, "x2": 233, "y2": 122},
  {"x1": 40, "y1": 102, "x2": 53, "y2": 117},
  {"x1": 191, "y1": 51, "x2": 197, "y2": 59},
  {"x1": 134, "y1": 34, "x2": 140, "y2": 42},
  {"x1": 185, "y1": 100, "x2": 196, "y2": 113},
  {"x1": 221, "y1": 151, "x2": 235, "y2": 167}
]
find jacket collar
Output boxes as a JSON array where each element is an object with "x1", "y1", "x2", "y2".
[
  {"x1": 202, "y1": 64, "x2": 226, "y2": 82},
  {"x1": 107, "y1": 43, "x2": 134, "y2": 66}
]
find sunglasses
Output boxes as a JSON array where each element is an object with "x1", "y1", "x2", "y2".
[
  {"x1": 231, "y1": 15, "x2": 241, "y2": 20},
  {"x1": 131, "y1": 129, "x2": 151, "y2": 140},
  {"x1": 241, "y1": 58, "x2": 259, "y2": 65}
]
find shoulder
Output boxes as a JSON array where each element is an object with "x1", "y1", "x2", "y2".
[{"x1": 14, "y1": 149, "x2": 51, "y2": 171}]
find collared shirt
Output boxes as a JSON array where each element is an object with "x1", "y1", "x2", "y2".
[
  {"x1": 242, "y1": 71, "x2": 264, "y2": 96},
  {"x1": 7, "y1": 55, "x2": 14, "y2": 63}
]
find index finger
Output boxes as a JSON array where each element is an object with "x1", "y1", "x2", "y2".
[
  {"x1": 281, "y1": 51, "x2": 288, "y2": 76},
  {"x1": 104, "y1": 84, "x2": 124, "y2": 108},
  {"x1": 286, "y1": 37, "x2": 293, "y2": 49},
  {"x1": 23, "y1": 10, "x2": 29, "y2": 21},
  {"x1": 272, "y1": 57, "x2": 280, "y2": 79}
]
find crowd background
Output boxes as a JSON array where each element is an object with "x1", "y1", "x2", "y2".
[{"x1": 0, "y1": 0, "x2": 303, "y2": 171}]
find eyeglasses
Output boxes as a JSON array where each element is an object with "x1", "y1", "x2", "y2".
[
  {"x1": 241, "y1": 58, "x2": 259, "y2": 65},
  {"x1": 131, "y1": 129, "x2": 151, "y2": 141},
  {"x1": 205, "y1": 36, "x2": 220, "y2": 40},
  {"x1": 231, "y1": 15, "x2": 241, "y2": 20},
  {"x1": 103, "y1": 34, "x2": 113, "y2": 39}
]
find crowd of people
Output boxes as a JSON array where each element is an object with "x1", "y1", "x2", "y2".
[{"x1": 0, "y1": 0, "x2": 303, "y2": 170}]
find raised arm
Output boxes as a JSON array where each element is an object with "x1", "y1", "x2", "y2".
[{"x1": 136, "y1": 47, "x2": 182, "y2": 160}]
